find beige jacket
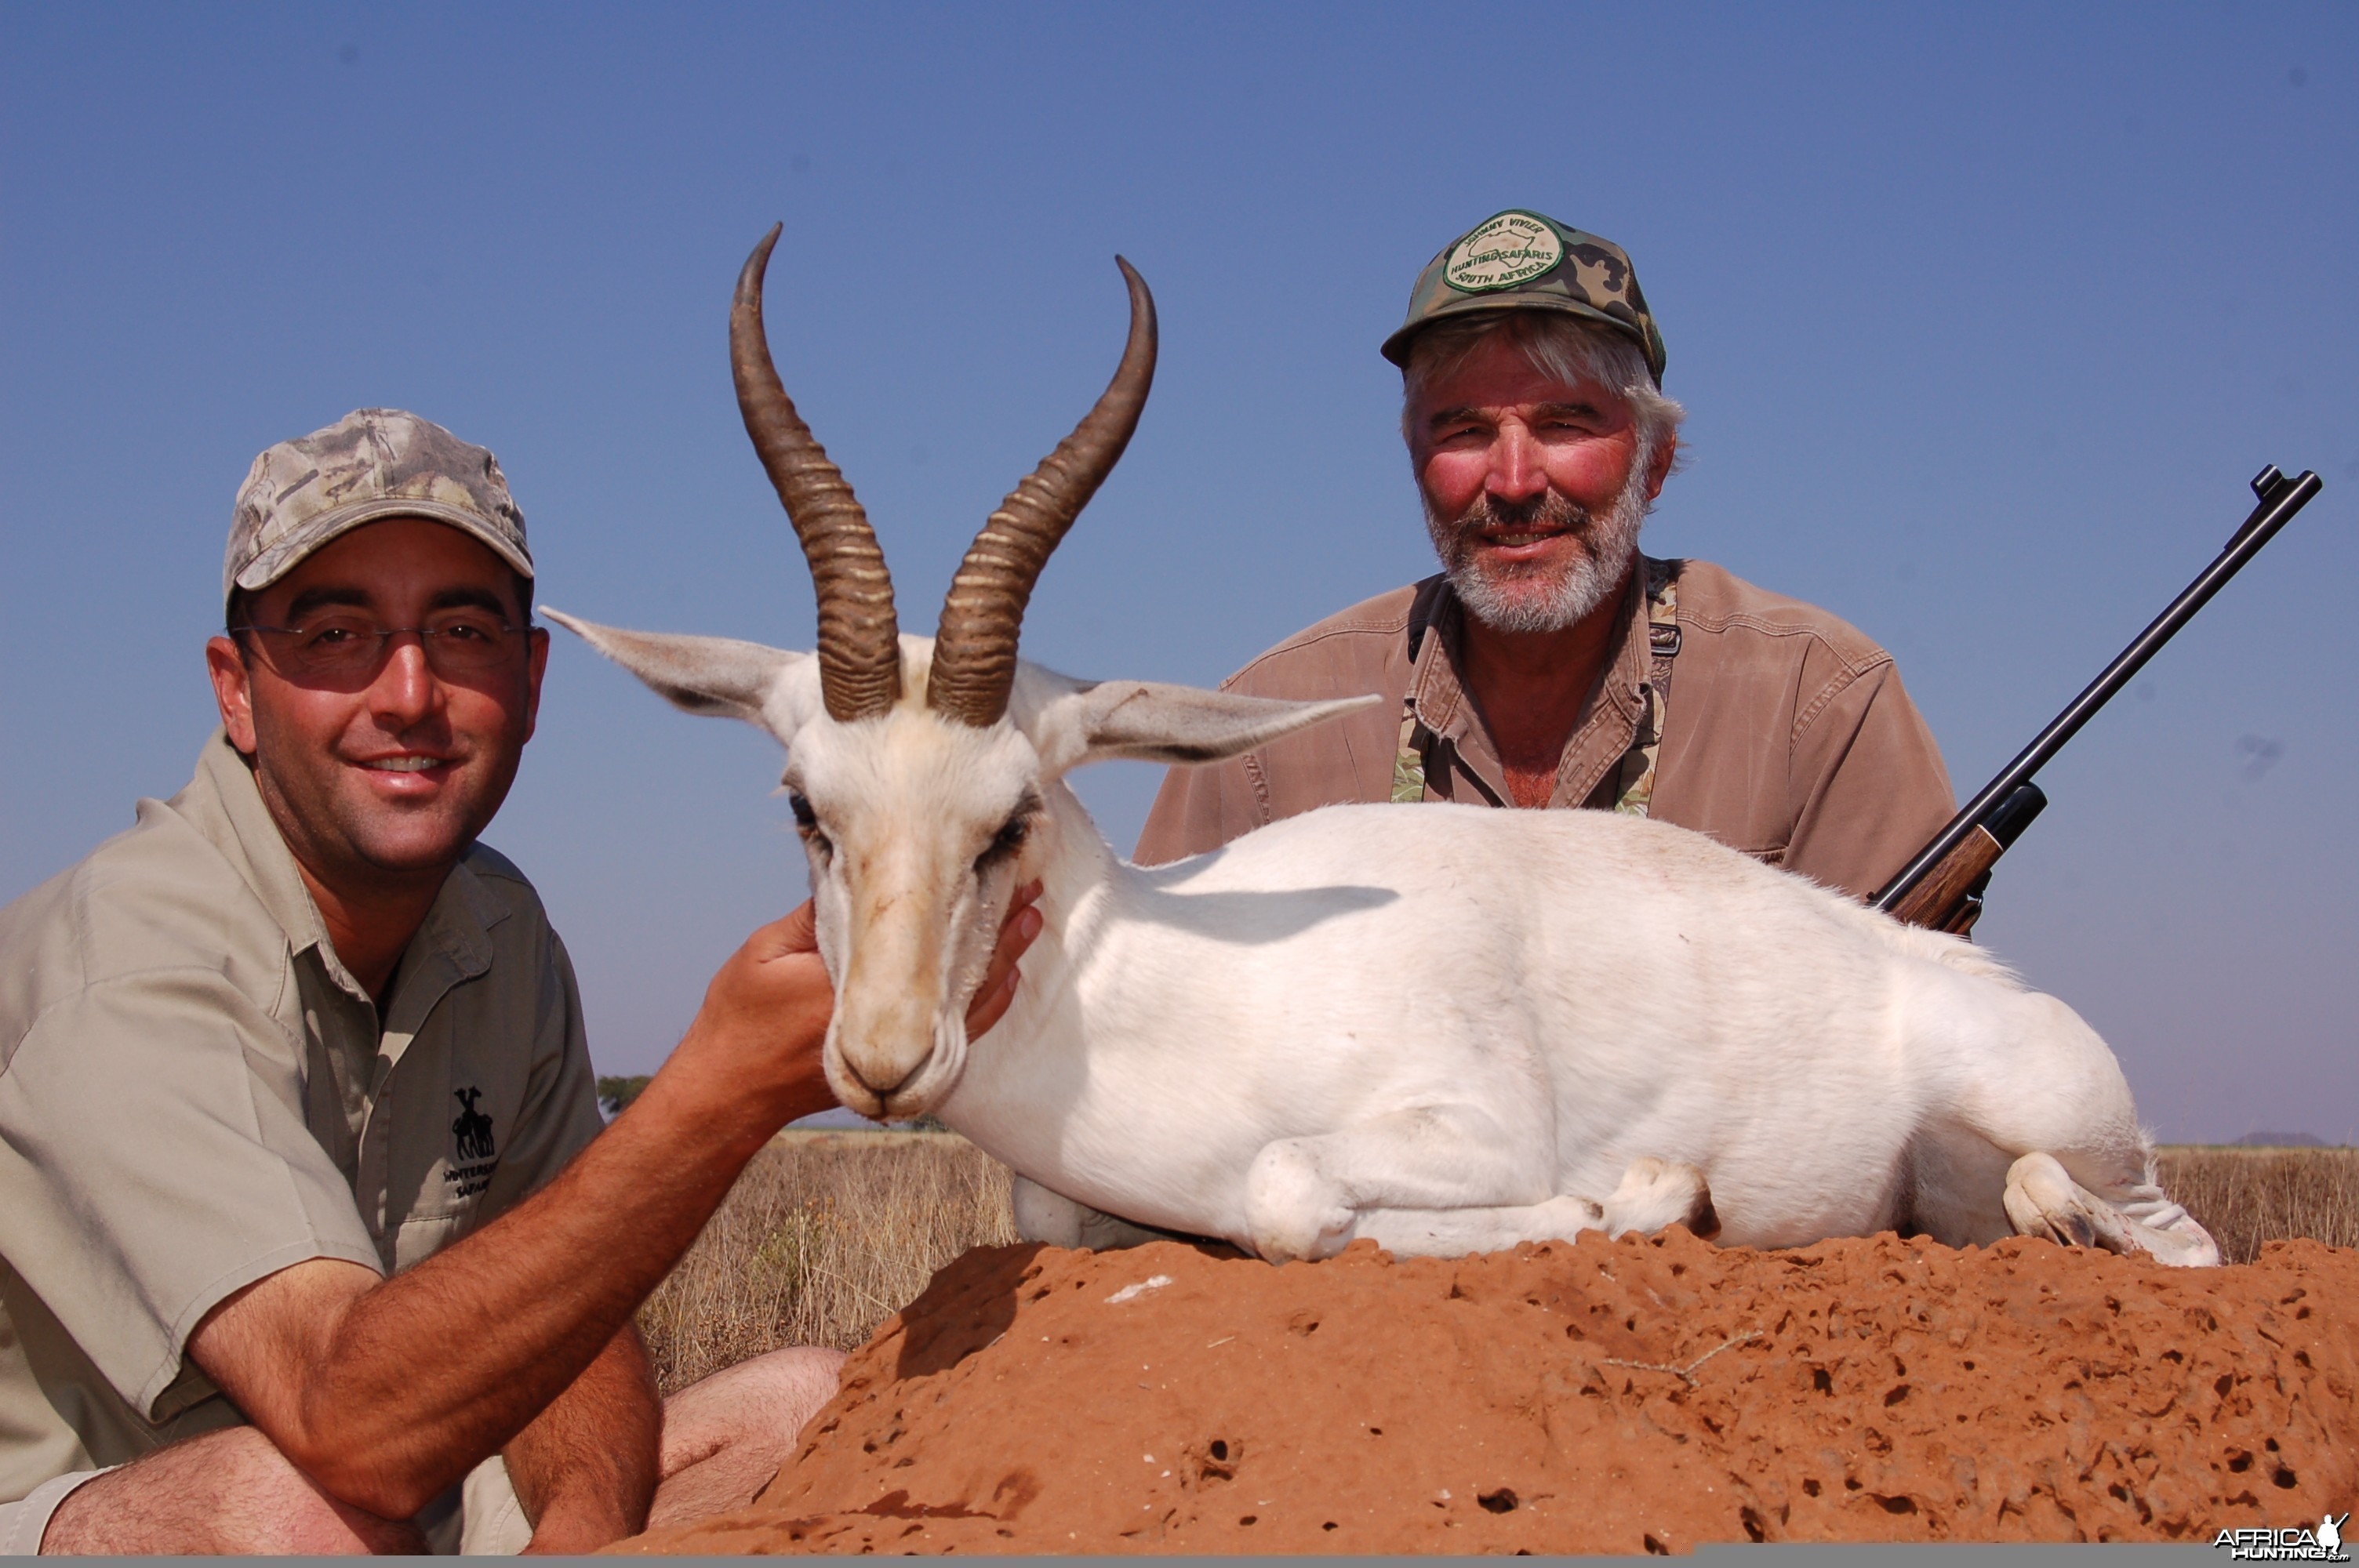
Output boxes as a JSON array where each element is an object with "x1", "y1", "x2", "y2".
[{"x1": 1135, "y1": 559, "x2": 1956, "y2": 901}]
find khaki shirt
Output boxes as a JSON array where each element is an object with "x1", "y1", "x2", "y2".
[
  {"x1": 1136, "y1": 558, "x2": 1957, "y2": 900},
  {"x1": 0, "y1": 734, "x2": 602, "y2": 1501}
]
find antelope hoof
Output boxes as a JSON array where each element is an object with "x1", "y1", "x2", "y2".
[
  {"x1": 2003, "y1": 1152, "x2": 2140, "y2": 1255},
  {"x1": 1243, "y1": 1145, "x2": 1354, "y2": 1264},
  {"x1": 1603, "y1": 1156, "x2": 1718, "y2": 1240}
]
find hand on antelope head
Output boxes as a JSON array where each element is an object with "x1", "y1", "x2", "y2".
[
  {"x1": 540, "y1": 620, "x2": 1353, "y2": 1120},
  {"x1": 663, "y1": 884, "x2": 1041, "y2": 1138},
  {"x1": 549, "y1": 225, "x2": 1360, "y2": 1120}
]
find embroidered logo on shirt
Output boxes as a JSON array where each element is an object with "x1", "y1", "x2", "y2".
[{"x1": 451, "y1": 1086, "x2": 497, "y2": 1162}]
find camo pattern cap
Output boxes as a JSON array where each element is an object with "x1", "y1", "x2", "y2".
[
  {"x1": 224, "y1": 408, "x2": 533, "y2": 612},
  {"x1": 1380, "y1": 209, "x2": 1667, "y2": 384}
]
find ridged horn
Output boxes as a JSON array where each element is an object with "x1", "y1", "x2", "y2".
[
  {"x1": 732, "y1": 224, "x2": 901, "y2": 721},
  {"x1": 927, "y1": 257, "x2": 1158, "y2": 728}
]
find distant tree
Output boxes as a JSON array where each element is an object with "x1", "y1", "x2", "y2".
[
  {"x1": 893, "y1": 1112, "x2": 951, "y2": 1134},
  {"x1": 597, "y1": 1074, "x2": 654, "y2": 1121}
]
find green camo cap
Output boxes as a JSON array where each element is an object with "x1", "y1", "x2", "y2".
[
  {"x1": 1380, "y1": 209, "x2": 1666, "y2": 384},
  {"x1": 224, "y1": 408, "x2": 533, "y2": 612}
]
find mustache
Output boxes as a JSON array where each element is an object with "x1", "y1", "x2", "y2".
[
  {"x1": 1448, "y1": 489, "x2": 1591, "y2": 537},
  {"x1": 1430, "y1": 489, "x2": 1595, "y2": 555}
]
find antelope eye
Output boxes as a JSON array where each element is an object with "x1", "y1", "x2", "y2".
[
  {"x1": 787, "y1": 792, "x2": 833, "y2": 856},
  {"x1": 976, "y1": 814, "x2": 1029, "y2": 869}
]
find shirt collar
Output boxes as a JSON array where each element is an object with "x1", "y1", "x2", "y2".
[
  {"x1": 180, "y1": 730, "x2": 500, "y2": 1007},
  {"x1": 1403, "y1": 561, "x2": 1658, "y2": 806}
]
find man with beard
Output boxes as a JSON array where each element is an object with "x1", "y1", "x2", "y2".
[{"x1": 1135, "y1": 211, "x2": 1954, "y2": 898}]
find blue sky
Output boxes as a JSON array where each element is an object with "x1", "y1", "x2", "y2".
[{"x1": 4, "y1": 3, "x2": 2352, "y2": 1142}]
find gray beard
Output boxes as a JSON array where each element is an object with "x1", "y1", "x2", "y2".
[{"x1": 1422, "y1": 472, "x2": 1650, "y2": 635}]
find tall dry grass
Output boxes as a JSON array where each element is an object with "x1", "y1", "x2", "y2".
[
  {"x1": 637, "y1": 1138, "x2": 2357, "y2": 1393},
  {"x1": 637, "y1": 1132, "x2": 1015, "y2": 1394},
  {"x1": 2155, "y1": 1145, "x2": 2359, "y2": 1265}
]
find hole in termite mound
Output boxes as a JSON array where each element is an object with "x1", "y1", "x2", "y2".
[{"x1": 1478, "y1": 1488, "x2": 1518, "y2": 1514}]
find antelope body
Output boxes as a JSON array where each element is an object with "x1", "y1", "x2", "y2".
[{"x1": 552, "y1": 228, "x2": 2219, "y2": 1268}]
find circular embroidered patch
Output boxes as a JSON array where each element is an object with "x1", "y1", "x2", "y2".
[{"x1": 1441, "y1": 212, "x2": 1565, "y2": 293}]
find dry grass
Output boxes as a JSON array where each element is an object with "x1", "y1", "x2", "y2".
[
  {"x1": 637, "y1": 1132, "x2": 1015, "y2": 1394},
  {"x1": 2155, "y1": 1145, "x2": 2359, "y2": 1265},
  {"x1": 636, "y1": 1138, "x2": 2357, "y2": 1393}
]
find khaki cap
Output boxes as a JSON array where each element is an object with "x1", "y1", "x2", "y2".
[
  {"x1": 224, "y1": 408, "x2": 533, "y2": 611},
  {"x1": 1380, "y1": 209, "x2": 1667, "y2": 384}
]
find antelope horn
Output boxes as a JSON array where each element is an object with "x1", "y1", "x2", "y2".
[
  {"x1": 928, "y1": 257, "x2": 1157, "y2": 728},
  {"x1": 732, "y1": 224, "x2": 901, "y2": 722}
]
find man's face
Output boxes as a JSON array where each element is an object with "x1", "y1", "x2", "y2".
[
  {"x1": 1407, "y1": 328, "x2": 1674, "y2": 634},
  {"x1": 206, "y1": 517, "x2": 550, "y2": 892}
]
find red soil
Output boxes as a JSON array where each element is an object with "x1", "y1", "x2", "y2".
[{"x1": 618, "y1": 1229, "x2": 2357, "y2": 1554}]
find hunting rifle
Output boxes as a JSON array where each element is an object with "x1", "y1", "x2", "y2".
[{"x1": 1874, "y1": 464, "x2": 2324, "y2": 934}]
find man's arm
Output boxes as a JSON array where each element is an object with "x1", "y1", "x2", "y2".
[
  {"x1": 1781, "y1": 661, "x2": 1957, "y2": 900},
  {"x1": 184, "y1": 892, "x2": 1038, "y2": 1523},
  {"x1": 500, "y1": 1324, "x2": 661, "y2": 1552}
]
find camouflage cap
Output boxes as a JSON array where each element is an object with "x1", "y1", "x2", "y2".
[
  {"x1": 224, "y1": 408, "x2": 533, "y2": 611},
  {"x1": 1380, "y1": 209, "x2": 1666, "y2": 384}
]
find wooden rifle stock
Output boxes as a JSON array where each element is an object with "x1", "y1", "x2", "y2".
[
  {"x1": 1881, "y1": 784, "x2": 2045, "y2": 935},
  {"x1": 1874, "y1": 465, "x2": 2324, "y2": 932},
  {"x1": 1883, "y1": 830, "x2": 2000, "y2": 934}
]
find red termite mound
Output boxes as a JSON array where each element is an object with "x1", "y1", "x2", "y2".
[{"x1": 616, "y1": 1228, "x2": 2357, "y2": 1555}]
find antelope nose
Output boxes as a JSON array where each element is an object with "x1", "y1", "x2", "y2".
[{"x1": 843, "y1": 1055, "x2": 912, "y2": 1102}]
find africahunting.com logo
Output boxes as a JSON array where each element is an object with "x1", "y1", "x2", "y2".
[{"x1": 2214, "y1": 1513, "x2": 2350, "y2": 1562}]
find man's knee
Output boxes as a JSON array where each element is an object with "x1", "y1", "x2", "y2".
[
  {"x1": 662, "y1": 1346, "x2": 847, "y2": 1467},
  {"x1": 41, "y1": 1425, "x2": 423, "y2": 1555},
  {"x1": 729, "y1": 1345, "x2": 849, "y2": 1427},
  {"x1": 649, "y1": 1348, "x2": 847, "y2": 1530}
]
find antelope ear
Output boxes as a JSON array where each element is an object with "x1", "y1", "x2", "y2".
[
  {"x1": 543, "y1": 608, "x2": 810, "y2": 735},
  {"x1": 1021, "y1": 673, "x2": 1378, "y2": 775}
]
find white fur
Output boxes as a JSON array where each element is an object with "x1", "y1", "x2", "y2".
[{"x1": 548, "y1": 615, "x2": 2218, "y2": 1268}]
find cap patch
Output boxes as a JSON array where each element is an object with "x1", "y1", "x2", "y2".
[{"x1": 1441, "y1": 212, "x2": 1564, "y2": 294}]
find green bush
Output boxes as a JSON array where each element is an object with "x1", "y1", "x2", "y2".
[{"x1": 596, "y1": 1073, "x2": 654, "y2": 1119}]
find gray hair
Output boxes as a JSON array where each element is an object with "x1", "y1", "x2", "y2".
[{"x1": 1401, "y1": 310, "x2": 1687, "y2": 465}]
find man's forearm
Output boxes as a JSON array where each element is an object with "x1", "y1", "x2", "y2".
[
  {"x1": 502, "y1": 1324, "x2": 663, "y2": 1552},
  {"x1": 322, "y1": 1061, "x2": 807, "y2": 1510},
  {"x1": 194, "y1": 1047, "x2": 823, "y2": 1518},
  {"x1": 187, "y1": 898, "x2": 1032, "y2": 1521}
]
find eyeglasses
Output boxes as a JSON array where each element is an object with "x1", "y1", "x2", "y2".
[{"x1": 231, "y1": 614, "x2": 529, "y2": 681}]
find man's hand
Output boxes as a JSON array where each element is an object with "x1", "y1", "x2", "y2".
[
  {"x1": 666, "y1": 882, "x2": 1045, "y2": 1138},
  {"x1": 966, "y1": 879, "x2": 1044, "y2": 1038}
]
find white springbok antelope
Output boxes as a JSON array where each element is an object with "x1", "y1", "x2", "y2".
[{"x1": 549, "y1": 227, "x2": 2219, "y2": 1268}]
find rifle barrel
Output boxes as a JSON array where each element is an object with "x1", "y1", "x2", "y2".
[{"x1": 1872, "y1": 468, "x2": 2322, "y2": 914}]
